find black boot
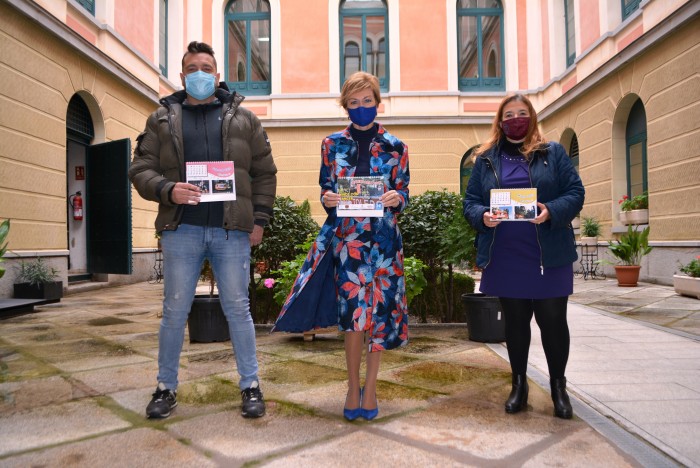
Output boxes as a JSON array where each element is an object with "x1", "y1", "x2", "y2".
[
  {"x1": 505, "y1": 374, "x2": 528, "y2": 414},
  {"x1": 550, "y1": 377, "x2": 573, "y2": 419}
]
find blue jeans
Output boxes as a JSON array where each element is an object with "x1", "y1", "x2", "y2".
[{"x1": 158, "y1": 224, "x2": 259, "y2": 390}]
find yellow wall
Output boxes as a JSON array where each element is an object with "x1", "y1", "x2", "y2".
[
  {"x1": 0, "y1": 2, "x2": 155, "y2": 251},
  {"x1": 540, "y1": 17, "x2": 700, "y2": 241}
]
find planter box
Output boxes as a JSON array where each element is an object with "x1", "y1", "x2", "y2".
[
  {"x1": 620, "y1": 209, "x2": 648, "y2": 225},
  {"x1": 13, "y1": 281, "x2": 63, "y2": 302},
  {"x1": 673, "y1": 275, "x2": 700, "y2": 299},
  {"x1": 188, "y1": 295, "x2": 230, "y2": 343},
  {"x1": 461, "y1": 293, "x2": 505, "y2": 343}
]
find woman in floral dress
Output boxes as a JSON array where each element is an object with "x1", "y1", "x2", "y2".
[{"x1": 273, "y1": 72, "x2": 409, "y2": 421}]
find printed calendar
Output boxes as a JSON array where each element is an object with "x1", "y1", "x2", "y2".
[
  {"x1": 186, "y1": 161, "x2": 236, "y2": 202},
  {"x1": 489, "y1": 188, "x2": 537, "y2": 221}
]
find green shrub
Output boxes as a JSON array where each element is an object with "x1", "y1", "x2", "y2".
[
  {"x1": 404, "y1": 256, "x2": 427, "y2": 307},
  {"x1": 399, "y1": 189, "x2": 459, "y2": 272},
  {"x1": 271, "y1": 235, "x2": 315, "y2": 307},
  {"x1": 252, "y1": 196, "x2": 319, "y2": 276},
  {"x1": 678, "y1": 257, "x2": 700, "y2": 278},
  {"x1": 410, "y1": 271, "x2": 475, "y2": 323}
]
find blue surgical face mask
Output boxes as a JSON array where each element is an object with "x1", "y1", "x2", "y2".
[
  {"x1": 185, "y1": 70, "x2": 216, "y2": 100},
  {"x1": 347, "y1": 106, "x2": 377, "y2": 127}
]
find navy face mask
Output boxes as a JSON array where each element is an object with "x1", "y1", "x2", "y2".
[{"x1": 347, "y1": 106, "x2": 377, "y2": 127}]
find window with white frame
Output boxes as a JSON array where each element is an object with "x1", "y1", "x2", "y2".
[
  {"x1": 457, "y1": 0, "x2": 504, "y2": 91},
  {"x1": 225, "y1": 0, "x2": 271, "y2": 95},
  {"x1": 339, "y1": 0, "x2": 389, "y2": 91}
]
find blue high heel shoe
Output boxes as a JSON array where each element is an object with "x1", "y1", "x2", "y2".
[
  {"x1": 343, "y1": 388, "x2": 363, "y2": 421},
  {"x1": 360, "y1": 387, "x2": 378, "y2": 421}
]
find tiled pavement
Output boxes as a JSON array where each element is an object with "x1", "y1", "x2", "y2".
[{"x1": 0, "y1": 278, "x2": 698, "y2": 467}]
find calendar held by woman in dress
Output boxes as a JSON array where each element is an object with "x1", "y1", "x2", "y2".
[{"x1": 490, "y1": 188, "x2": 537, "y2": 221}]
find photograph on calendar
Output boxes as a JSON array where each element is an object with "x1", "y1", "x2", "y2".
[
  {"x1": 490, "y1": 188, "x2": 537, "y2": 221},
  {"x1": 336, "y1": 176, "x2": 384, "y2": 218}
]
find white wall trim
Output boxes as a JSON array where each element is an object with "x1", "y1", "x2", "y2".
[
  {"x1": 446, "y1": 0, "x2": 457, "y2": 92},
  {"x1": 387, "y1": 0, "x2": 400, "y2": 92},
  {"x1": 329, "y1": 0, "x2": 341, "y2": 94}
]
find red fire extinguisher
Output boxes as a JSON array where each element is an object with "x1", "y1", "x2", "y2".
[{"x1": 69, "y1": 191, "x2": 83, "y2": 221}]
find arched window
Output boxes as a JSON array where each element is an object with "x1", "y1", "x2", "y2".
[
  {"x1": 377, "y1": 37, "x2": 386, "y2": 79},
  {"x1": 486, "y1": 49, "x2": 497, "y2": 77},
  {"x1": 344, "y1": 41, "x2": 361, "y2": 77},
  {"x1": 626, "y1": 99, "x2": 647, "y2": 198},
  {"x1": 225, "y1": 0, "x2": 271, "y2": 95},
  {"x1": 569, "y1": 133, "x2": 579, "y2": 173},
  {"x1": 457, "y1": 0, "x2": 504, "y2": 91},
  {"x1": 67, "y1": 95, "x2": 94, "y2": 144},
  {"x1": 340, "y1": 0, "x2": 388, "y2": 91}
]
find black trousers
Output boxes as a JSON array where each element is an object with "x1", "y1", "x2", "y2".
[{"x1": 499, "y1": 297, "x2": 570, "y2": 379}]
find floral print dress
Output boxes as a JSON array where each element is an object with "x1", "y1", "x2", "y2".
[{"x1": 272, "y1": 124, "x2": 410, "y2": 352}]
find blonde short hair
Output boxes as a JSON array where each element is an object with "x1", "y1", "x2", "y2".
[{"x1": 339, "y1": 72, "x2": 381, "y2": 109}]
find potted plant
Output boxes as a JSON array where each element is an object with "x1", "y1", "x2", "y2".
[
  {"x1": 580, "y1": 216, "x2": 601, "y2": 246},
  {"x1": 0, "y1": 219, "x2": 9, "y2": 279},
  {"x1": 187, "y1": 259, "x2": 230, "y2": 343},
  {"x1": 618, "y1": 192, "x2": 649, "y2": 225},
  {"x1": 606, "y1": 225, "x2": 653, "y2": 287},
  {"x1": 13, "y1": 257, "x2": 63, "y2": 302},
  {"x1": 673, "y1": 256, "x2": 700, "y2": 299}
]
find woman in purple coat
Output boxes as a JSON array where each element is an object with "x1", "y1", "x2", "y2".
[
  {"x1": 273, "y1": 72, "x2": 410, "y2": 421},
  {"x1": 463, "y1": 94, "x2": 584, "y2": 419}
]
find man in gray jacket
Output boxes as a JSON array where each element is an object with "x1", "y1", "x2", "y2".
[{"x1": 129, "y1": 41, "x2": 276, "y2": 419}]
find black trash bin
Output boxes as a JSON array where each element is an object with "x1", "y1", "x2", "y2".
[
  {"x1": 187, "y1": 295, "x2": 231, "y2": 343},
  {"x1": 461, "y1": 293, "x2": 505, "y2": 342}
]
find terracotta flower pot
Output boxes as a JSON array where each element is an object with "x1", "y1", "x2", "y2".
[{"x1": 614, "y1": 265, "x2": 641, "y2": 287}]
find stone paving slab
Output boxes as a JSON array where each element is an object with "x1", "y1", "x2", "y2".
[
  {"x1": 261, "y1": 430, "x2": 468, "y2": 467},
  {"x1": 576, "y1": 382, "x2": 700, "y2": 402},
  {"x1": 168, "y1": 408, "x2": 347, "y2": 464},
  {"x1": 0, "y1": 399, "x2": 130, "y2": 457},
  {"x1": 1, "y1": 428, "x2": 217, "y2": 468},
  {"x1": 643, "y1": 422, "x2": 700, "y2": 465}
]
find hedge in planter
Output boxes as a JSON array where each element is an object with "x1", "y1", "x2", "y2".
[{"x1": 398, "y1": 190, "x2": 477, "y2": 322}]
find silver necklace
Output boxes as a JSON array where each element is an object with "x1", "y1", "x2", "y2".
[{"x1": 501, "y1": 153, "x2": 526, "y2": 162}]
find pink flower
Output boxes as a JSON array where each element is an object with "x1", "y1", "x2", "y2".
[{"x1": 264, "y1": 278, "x2": 275, "y2": 288}]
